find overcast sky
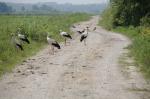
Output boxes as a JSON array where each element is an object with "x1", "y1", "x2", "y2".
[{"x1": 0, "y1": 0, "x2": 109, "y2": 4}]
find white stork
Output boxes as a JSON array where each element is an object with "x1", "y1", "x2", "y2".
[
  {"x1": 17, "y1": 28, "x2": 30, "y2": 44},
  {"x1": 47, "y1": 34, "x2": 61, "y2": 54},
  {"x1": 77, "y1": 29, "x2": 85, "y2": 34},
  {"x1": 17, "y1": 33, "x2": 30, "y2": 44},
  {"x1": 80, "y1": 27, "x2": 89, "y2": 46},
  {"x1": 59, "y1": 30, "x2": 72, "y2": 45},
  {"x1": 11, "y1": 33, "x2": 24, "y2": 51}
]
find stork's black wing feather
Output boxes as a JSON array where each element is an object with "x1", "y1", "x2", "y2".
[
  {"x1": 77, "y1": 31, "x2": 82, "y2": 34},
  {"x1": 20, "y1": 38, "x2": 30, "y2": 44},
  {"x1": 52, "y1": 42, "x2": 61, "y2": 49},
  {"x1": 16, "y1": 44, "x2": 24, "y2": 51},
  {"x1": 80, "y1": 35, "x2": 87, "y2": 42},
  {"x1": 64, "y1": 34, "x2": 72, "y2": 39}
]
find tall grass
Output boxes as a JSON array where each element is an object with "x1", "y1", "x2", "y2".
[{"x1": 0, "y1": 13, "x2": 90, "y2": 75}]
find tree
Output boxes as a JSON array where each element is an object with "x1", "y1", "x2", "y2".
[
  {"x1": 21, "y1": 6, "x2": 25, "y2": 12},
  {"x1": 40, "y1": 4, "x2": 53, "y2": 11},
  {"x1": 109, "y1": 0, "x2": 150, "y2": 26},
  {"x1": 32, "y1": 5, "x2": 39, "y2": 11},
  {"x1": 0, "y1": 2, "x2": 13, "y2": 13}
]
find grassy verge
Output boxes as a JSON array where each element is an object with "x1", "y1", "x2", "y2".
[
  {"x1": 0, "y1": 13, "x2": 90, "y2": 76},
  {"x1": 99, "y1": 18, "x2": 150, "y2": 79},
  {"x1": 113, "y1": 26, "x2": 150, "y2": 78}
]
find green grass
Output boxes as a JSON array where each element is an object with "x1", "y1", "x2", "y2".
[
  {"x1": 99, "y1": 17, "x2": 150, "y2": 79},
  {"x1": 0, "y1": 13, "x2": 90, "y2": 76}
]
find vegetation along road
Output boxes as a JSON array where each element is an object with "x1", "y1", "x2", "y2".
[{"x1": 0, "y1": 16, "x2": 149, "y2": 99}]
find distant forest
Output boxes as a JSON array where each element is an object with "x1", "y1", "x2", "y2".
[
  {"x1": 0, "y1": 2, "x2": 13, "y2": 13},
  {"x1": 0, "y1": 2, "x2": 107, "y2": 14}
]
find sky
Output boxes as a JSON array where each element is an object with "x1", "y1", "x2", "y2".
[{"x1": 0, "y1": 0, "x2": 109, "y2": 4}]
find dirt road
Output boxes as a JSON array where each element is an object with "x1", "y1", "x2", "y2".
[{"x1": 0, "y1": 16, "x2": 149, "y2": 99}]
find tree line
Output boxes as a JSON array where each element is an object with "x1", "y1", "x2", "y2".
[
  {"x1": 0, "y1": 2, "x2": 13, "y2": 13},
  {"x1": 0, "y1": 2, "x2": 57, "y2": 14},
  {"x1": 103, "y1": 0, "x2": 150, "y2": 27}
]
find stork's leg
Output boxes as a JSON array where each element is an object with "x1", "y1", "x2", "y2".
[
  {"x1": 16, "y1": 47, "x2": 19, "y2": 52},
  {"x1": 65, "y1": 38, "x2": 66, "y2": 46},
  {"x1": 49, "y1": 45, "x2": 54, "y2": 55},
  {"x1": 52, "y1": 46, "x2": 54, "y2": 55},
  {"x1": 84, "y1": 39, "x2": 86, "y2": 46},
  {"x1": 16, "y1": 46, "x2": 19, "y2": 52},
  {"x1": 68, "y1": 39, "x2": 71, "y2": 45},
  {"x1": 51, "y1": 45, "x2": 53, "y2": 55},
  {"x1": 49, "y1": 45, "x2": 52, "y2": 54}
]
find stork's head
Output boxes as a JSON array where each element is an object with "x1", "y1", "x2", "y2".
[
  {"x1": 46, "y1": 32, "x2": 52, "y2": 37},
  {"x1": 86, "y1": 26, "x2": 89, "y2": 29},
  {"x1": 46, "y1": 32, "x2": 49, "y2": 35},
  {"x1": 18, "y1": 27, "x2": 21, "y2": 30},
  {"x1": 46, "y1": 32, "x2": 49, "y2": 36},
  {"x1": 17, "y1": 27, "x2": 21, "y2": 32},
  {"x1": 10, "y1": 33, "x2": 15, "y2": 37},
  {"x1": 10, "y1": 33, "x2": 14, "y2": 36},
  {"x1": 16, "y1": 29, "x2": 21, "y2": 35}
]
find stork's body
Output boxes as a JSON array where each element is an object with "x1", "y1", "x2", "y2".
[
  {"x1": 60, "y1": 30, "x2": 72, "y2": 45},
  {"x1": 47, "y1": 35, "x2": 60, "y2": 54},
  {"x1": 11, "y1": 34, "x2": 24, "y2": 51},
  {"x1": 77, "y1": 29, "x2": 85, "y2": 34},
  {"x1": 80, "y1": 27, "x2": 89, "y2": 45},
  {"x1": 18, "y1": 33, "x2": 30, "y2": 44}
]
